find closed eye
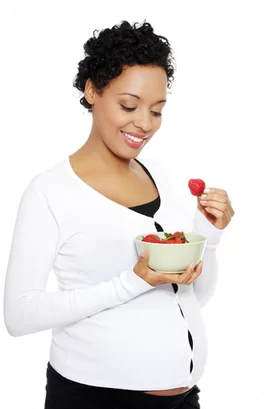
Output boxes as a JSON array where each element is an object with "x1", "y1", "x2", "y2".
[{"x1": 120, "y1": 104, "x2": 162, "y2": 117}]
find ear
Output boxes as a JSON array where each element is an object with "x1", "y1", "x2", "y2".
[{"x1": 84, "y1": 78, "x2": 97, "y2": 105}]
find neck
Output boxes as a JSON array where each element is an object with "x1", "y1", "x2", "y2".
[{"x1": 74, "y1": 130, "x2": 136, "y2": 175}]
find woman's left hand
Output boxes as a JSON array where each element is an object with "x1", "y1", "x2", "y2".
[{"x1": 197, "y1": 188, "x2": 235, "y2": 230}]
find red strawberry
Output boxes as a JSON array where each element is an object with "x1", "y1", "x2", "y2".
[
  {"x1": 188, "y1": 179, "x2": 206, "y2": 196},
  {"x1": 163, "y1": 239, "x2": 181, "y2": 244},
  {"x1": 170, "y1": 232, "x2": 187, "y2": 243},
  {"x1": 172, "y1": 231, "x2": 185, "y2": 238},
  {"x1": 162, "y1": 231, "x2": 189, "y2": 244},
  {"x1": 172, "y1": 231, "x2": 182, "y2": 237},
  {"x1": 142, "y1": 234, "x2": 161, "y2": 243}
]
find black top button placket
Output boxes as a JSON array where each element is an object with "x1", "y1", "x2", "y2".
[
  {"x1": 128, "y1": 158, "x2": 194, "y2": 378},
  {"x1": 153, "y1": 222, "x2": 194, "y2": 377},
  {"x1": 172, "y1": 283, "x2": 194, "y2": 374}
]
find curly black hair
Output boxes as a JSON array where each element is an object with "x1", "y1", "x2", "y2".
[{"x1": 73, "y1": 20, "x2": 175, "y2": 113}]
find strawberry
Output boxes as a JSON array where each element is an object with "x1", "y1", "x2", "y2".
[
  {"x1": 172, "y1": 231, "x2": 182, "y2": 238},
  {"x1": 141, "y1": 231, "x2": 190, "y2": 244},
  {"x1": 172, "y1": 231, "x2": 185, "y2": 239},
  {"x1": 142, "y1": 234, "x2": 161, "y2": 243},
  {"x1": 162, "y1": 231, "x2": 189, "y2": 244},
  {"x1": 188, "y1": 179, "x2": 206, "y2": 196},
  {"x1": 163, "y1": 239, "x2": 182, "y2": 244}
]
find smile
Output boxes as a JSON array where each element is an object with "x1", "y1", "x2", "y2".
[{"x1": 121, "y1": 131, "x2": 149, "y2": 142}]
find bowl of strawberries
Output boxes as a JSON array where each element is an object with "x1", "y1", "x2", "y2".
[{"x1": 135, "y1": 230, "x2": 207, "y2": 273}]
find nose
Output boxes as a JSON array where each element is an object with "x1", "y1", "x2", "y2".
[{"x1": 133, "y1": 110, "x2": 152, "y2": 133}]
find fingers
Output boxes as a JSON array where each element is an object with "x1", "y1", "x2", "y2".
[
  {"x1": 226, "y1": 204, "x2": 235, "y2": 219},
  {"x1": 202, "y1": 206, "x2": 223, "y2": 219},
  {"x1": 199, "y1": 199, "x2": 227, "y2": 212},
  {"x1": 158, "y1": 270, "x2": 191, "y2": 284},
  {"x1": 198, "y1": 187, "x2": 235, "y2": 229},
  {"x1": 202, "y1": 187, "x2": 228, "y2": 196},
  {"x1": 183, "y1": 262, "x2": 203, "y2": 285},
  {"x1": 155, "y1": 261, "x2": 203, "y2": 285},
  {"x1": 199, "y1": 192, "x2": 227, "y2": 204},
  {"x1": 199, "y1": 189, "x2": 231, "y2": 211}
]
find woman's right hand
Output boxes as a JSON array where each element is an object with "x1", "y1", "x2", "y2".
[{"x1": 133, "y1": 250, "x2": 203, "y2": 287}]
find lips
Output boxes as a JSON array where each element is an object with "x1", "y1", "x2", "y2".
[
  {"x1": 121, "y1": 131, "x2": 149, "y2": 140},
  {"x1": 121, "y1": 131, "x2": 147, "y2": 149}
]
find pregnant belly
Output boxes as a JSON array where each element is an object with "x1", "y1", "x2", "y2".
[{"x1": 144, "y1": 386, "x2": 191, "y2": 396}]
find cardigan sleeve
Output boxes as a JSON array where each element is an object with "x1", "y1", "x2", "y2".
[
  {"x1": 4, "y1": 183, "x2": 154, "y2": 337},
  {"x1": 192, "y1": 208, "x2": 224, "y2": 307}
]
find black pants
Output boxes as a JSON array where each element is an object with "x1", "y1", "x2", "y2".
[{"x1": 44, "y1": 362, "x2": 201, "y2": 409}]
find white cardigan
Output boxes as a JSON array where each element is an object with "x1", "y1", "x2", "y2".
[{"x1": 4, "y1": 155, "x2": 224, "y2": 391}]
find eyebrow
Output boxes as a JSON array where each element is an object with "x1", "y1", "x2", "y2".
[{"x1": 117, "y1": 93, "x2": 166, "y2": 104}]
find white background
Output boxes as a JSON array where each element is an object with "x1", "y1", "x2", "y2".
[{"x1": 0, "y1": 1, "x2": 272, "y2": 408}]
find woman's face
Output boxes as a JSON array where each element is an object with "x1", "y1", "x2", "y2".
[{"x1": 85, "y1": 65, "x2": 167, "y2": 159}]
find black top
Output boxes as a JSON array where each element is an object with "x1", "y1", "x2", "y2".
[{"x1": 129, "y1": 159, "x2": 161, "y2": 217}]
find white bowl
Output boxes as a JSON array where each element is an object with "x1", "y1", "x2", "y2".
[{"x1": 135, "y1": 232, "x2": 207, "y2": 273}]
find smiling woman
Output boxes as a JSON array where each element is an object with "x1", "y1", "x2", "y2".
[
  {"x1": 3, "y1": 20, "x2": 218, "y2": 409},
  {"x1": 75, "y1": 63, "x2": 168, "y2": 157},
  {"x1": 71, "y1": 21, "x2": 173, "y2": 165}
]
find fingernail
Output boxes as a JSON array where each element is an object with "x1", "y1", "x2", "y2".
[
  {"x1": 204, "y1": 188, "x2": 210, "y2": 193},
  {"x1": 190, "y1": 262, "x2": 195, "y2": 270},
  {"x1": 140, "y1": 250, "x2": 145, "y2": 257}
]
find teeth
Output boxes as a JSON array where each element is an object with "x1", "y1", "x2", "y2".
[{"x1": 122, "y1": 132, "x2": 148, "y2": 142}]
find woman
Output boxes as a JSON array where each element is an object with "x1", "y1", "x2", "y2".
[{"x1": 4, "y1": 20, "x2": 234, "y2": 409}]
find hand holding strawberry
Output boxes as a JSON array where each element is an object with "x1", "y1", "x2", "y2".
[{"x1": 188, "y1": 179, "x2": 235, "y2": 230}]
